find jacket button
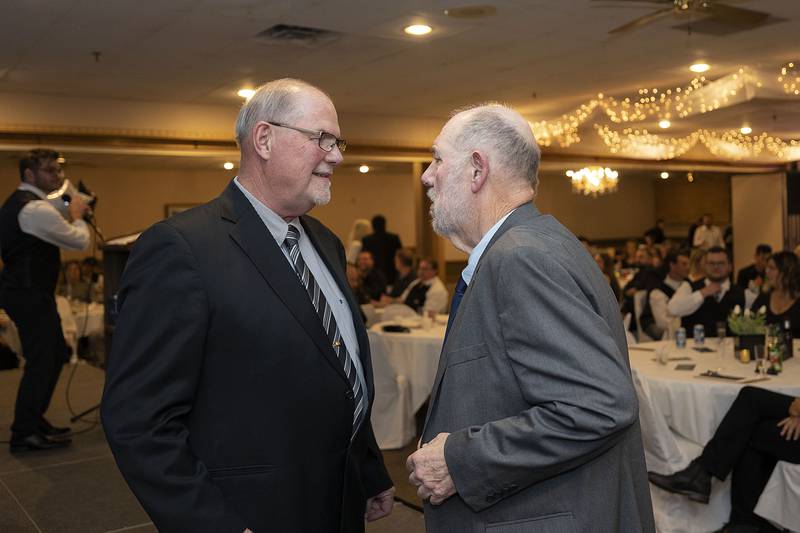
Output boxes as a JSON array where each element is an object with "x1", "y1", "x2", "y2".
[{"x1": 345, "y1": 390, "x2": 354, "y2": 400}]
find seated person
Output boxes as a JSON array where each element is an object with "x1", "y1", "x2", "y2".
[
  {"x1": 594, "y1": 252, "x2": 621, "y2": 304},
  {"x1": 667, "y1": 247, "x2": 755, "y2": 337},
  {"x1": 639, "y1": 249, "x2": 689, "y2": 340},
  {"x1": 80, "y1": 257, "x2": 104, "y2": 303},
  {"x1": 355, "y1": 250, "x2": 386, "y2": 302},
  {"x1": 399, "y1": 257, "x2": 448, "y2": 315},
  {"x1": 384, "y1": 248, "x2": 416, "y2": 299},
  {"x1": 737, "y1": 244, "x2": 772, "y2": 292},
  {"x1": 751, "y1": 251, "x2": 800, "y2": 339},
  {"x1": 648, "y1": 387, "x2": 800, "y2": 532},
  {"x1": 57, "y1": 260, "x2": 91, "y2": 302},
  {"x1": 621, "y1": 246, "x2": 662, "y2": 324},
  {"x1": 346, "y1": 263, "x2": 370, "y2": 305}
]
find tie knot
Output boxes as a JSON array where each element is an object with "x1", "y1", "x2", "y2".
[
  {"x1": 285, "y1": 224, "x2": 300, "y2": 247},
  {"x1": 455, "y1": 276, "x2": 468, "y2": 296}
]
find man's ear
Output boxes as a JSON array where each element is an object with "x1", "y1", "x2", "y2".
[
  {"x1": 22, "y1": 168, "x2": 34, "y2": 184},
  {"x1": 253, "y1": 121, "x2": 273, "y2": 161},
  {"x1": 470, "y1": 151, "x2": 489, "y2": 193}
]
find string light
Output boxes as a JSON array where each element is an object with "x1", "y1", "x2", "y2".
[
  {"x1": 525, "y1": 62, "x2": 797, "y2": 160},
  {"x1": 778, "y1": 61, "x2": 800, "y2": 95}
]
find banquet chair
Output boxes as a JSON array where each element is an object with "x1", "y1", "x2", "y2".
[
  {"x1": 633, "y1": 290, "x2": 654, "y2": 343},
  {"x1": 367, "y1": 330, "x2": 414, "y2": 449},
  {"x1": 381, "y1": 303, "x2": 417, "y2": 322}
]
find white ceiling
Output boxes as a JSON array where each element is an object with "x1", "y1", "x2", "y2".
[{"x1": 1, "y1": 0, "x2": 798, "y2": 165}]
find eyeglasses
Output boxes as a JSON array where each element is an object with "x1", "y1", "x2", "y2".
[{"x1": 267, "y1": 122, "x2": 346, "y2": 153}]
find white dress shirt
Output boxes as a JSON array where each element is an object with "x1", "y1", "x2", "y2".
[
  {"x1": 667, "y1": 278, "x2": 756, "y2": 317},
  {"x1": 234, "y1": 178, "x2": 367, "y2": 403},
  {"x1": 462, "y1": 208, "x2": 517, "y2": 285},
  {"x1": 649, "y1": 276, "x2": 683, "y2": 335},
  {"x1": 17, "y1": 183, "x2": 89, "y2": 250},
  {"x1": 400, "y1": 276, "x2": 449, "y2": 314},
  {"x1": 692, "y1": 224, "x2": 724, "y2": 250}
]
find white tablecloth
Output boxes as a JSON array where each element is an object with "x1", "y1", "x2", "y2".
[
  {"x1": 368, "y1": 321, "x2": 445, "y2": 448},
  {"x1": 631, "y1": 339, "x2": 800, "y2": 532}
]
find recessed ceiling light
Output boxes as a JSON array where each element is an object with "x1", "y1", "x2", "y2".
[
  {"x1": 690, "y1": 62, "x2": 710, "y2": 73},
  {"x1": 56, "y1": 157, "x2": 66, "y2": 164},
  {"x1": 223, "y1": 162, "x2": 234, "y2": 170},
  {"x1": 660, "y1": 172, "x2": 670, "y2": 179},
  {"x1": 687, "y1": 172, "x2": 694, "y2": 183},
  {"x1": 359, "y1": 165, "x2": 370, "y2": 174},
  {"x1": 658, "y1": 119, "x2": 671, "y2": 129},
  {"x1": 740, "y1": 126, "x2": 752, "y2": 135},
  {"x1": 237, "y1": 88, "x2": 255, "y2": 100},
  {"x1": 404, "y1": 24, "x2": 432, "y2": 36}
]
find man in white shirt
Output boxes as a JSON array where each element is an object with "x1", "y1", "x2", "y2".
[
  {"x1": 400, "y1": 257, "x2": 449, "y2": 314},
  {"x1": 668, "y1": 246, "x2": 755, "y2": 337},
  {"x1": 640, "y1": 250, "x2": 689, "y2": 340},
  {"x1": 692, "y1": 213, "x2": 724, "y2": 250},
  {"x1": 0, "y1": 149, "x2": 90, "y2": 452}
]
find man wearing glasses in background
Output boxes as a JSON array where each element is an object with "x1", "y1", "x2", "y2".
[
  {"x1": 1, "y1": 149, "x2": 90, "y2": 452},
  {"x1": 102, "y1": 79, "x2": 394, "y2": 532}
]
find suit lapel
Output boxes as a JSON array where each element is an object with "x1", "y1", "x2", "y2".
[
  {"x1": 219, "y1": 182, "x2": 348, "y2": 385},
  {"x1": 300, "y1": 216, "x2": 375, "y2": 397},
  {"x1": 423, "y1": 201, "x2": 541, "y2": 438}
]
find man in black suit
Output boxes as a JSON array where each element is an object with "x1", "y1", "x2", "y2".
[
  {"x1": 101, "y1": 79, "x2": 394, "y2": 533},
  {"x1": 362, "y1": 214, "x2": 402, "y2": 284}
]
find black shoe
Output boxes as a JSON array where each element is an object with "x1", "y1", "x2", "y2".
[
  {"x1": 10, "y1": 432, "x2": 72, "y2": 453},
  {"x1": 648, "y1": 460, "x2": 712, "y2": 503},
  {"x1": 39, "y1": 418, "x2": 72, "y2": 438}
]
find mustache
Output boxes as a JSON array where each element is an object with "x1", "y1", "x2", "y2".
[{"x1": 426, "y1": 188, "x2": 436, "y2": 202}]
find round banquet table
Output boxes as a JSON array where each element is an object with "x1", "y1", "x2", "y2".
[
  {"x1": 369, "y1": 320, "x2": 446, "y2": 416},
  {"x1": 629, "y1": 339, "x2": 800, "y2": 533}
]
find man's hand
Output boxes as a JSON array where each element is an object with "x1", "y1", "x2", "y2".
[
  {"x1": 699, "y1": 283, "x2": 721, "y2": 298},
  {"x1": 789, "y1": 398, "x2": 800, "y2": 418},
  {"x1": 406, "y1": 432, "x2": 456, "y2": 505},
  {"x1": 777, "y1": 416, "x2": 800, "y2": 441},
  {"x1": 67, "y1": 195, "x2": 90, "y2": 223},
  {"x1": 365, "y1": 486, "x2": 395, "y2": 522}
]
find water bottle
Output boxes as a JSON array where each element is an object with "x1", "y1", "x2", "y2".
[
  {"x1": 693, "y1": 324, "x2": 705, "y2": 346},
  {"x1": 782, "y1": 319, "x2": 793, "y2": 360},
  {"x1": 675, "y1": 327, "x2": 687, "y2": 348}
]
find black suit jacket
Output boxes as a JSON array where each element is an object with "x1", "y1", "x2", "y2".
[
  {"x1": 361, "y1": 231, "x2": 402, "y2": 283},
  {"x1": 101, "y1": 181, "x2": 391, "y2": 533}
]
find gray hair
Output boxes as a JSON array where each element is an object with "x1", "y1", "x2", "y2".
[
  {"x1": 234, "y1": 78, "x2": 328, "y2": 147},
  {"x1": 451, "y1": 103, "x2": 541, "y2": 193}
]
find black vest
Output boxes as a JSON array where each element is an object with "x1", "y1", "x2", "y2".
[
  {"x1": 681, "y1": 279, "x2": 745, "y2": 337},
  {"x1": 403, "y1": 281, "x2": 430, "y2": 313},
  {"x1": 0, "y1": 189, "x2": 61, "y2": 294},
  {"x1": 639, "y1": 279, "x2": 678, "y2": 331}
]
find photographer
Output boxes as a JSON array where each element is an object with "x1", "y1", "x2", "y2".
[{"x1": 0, "y1": 149, "x2": 90, "y2": 452}]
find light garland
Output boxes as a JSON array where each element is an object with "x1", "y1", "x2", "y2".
[
  {"x1": 778, "y1": 61, "x2": 800, "y2": 95},
  {"x1": 566, "y1": 166, "x2": 619, "y2": 197},
  {"x1": 527, "y1": 63, "x2": 798, "y2": 160}
]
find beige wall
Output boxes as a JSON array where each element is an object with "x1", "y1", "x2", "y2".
[
  {"x1": 731, "y1": 173, "x2": 785, "y2": 272},
  {"x1": 0, "y1": 159, "x2": 417, "y2": 261}
]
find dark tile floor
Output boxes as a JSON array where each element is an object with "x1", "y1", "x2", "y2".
[{"x1": 0, "y1": 365, "x2": 424, "y2": 533}]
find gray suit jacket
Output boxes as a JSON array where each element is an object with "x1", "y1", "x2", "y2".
[{"x1": 422, "y1": 203, "x2": 654, "y2": 532}]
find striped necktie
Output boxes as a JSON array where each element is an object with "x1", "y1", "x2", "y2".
[{"x1": 283, "y1": 224, "x2": 365, "y2": 436}]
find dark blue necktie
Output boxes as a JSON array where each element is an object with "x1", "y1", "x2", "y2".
[{"x1": 444, "y1": 276, "x2": 468, "y2": 342}]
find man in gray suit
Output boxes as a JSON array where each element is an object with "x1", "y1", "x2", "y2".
[{"x1": 406, "y1": 104, "x2": 654, "y2": 532}]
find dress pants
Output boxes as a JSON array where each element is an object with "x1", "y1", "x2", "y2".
[
  {"x1": 698, "y1": 386, "x2": 799, "y2": 527},
  {"x1": 4, "y1": 289, "x2": 68, "y2": 435}
]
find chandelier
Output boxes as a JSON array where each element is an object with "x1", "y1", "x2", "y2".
[{"x1": 566, "y1": 166, "x2": 619, "y2": 197}]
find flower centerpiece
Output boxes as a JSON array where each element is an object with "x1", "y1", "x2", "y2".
[{"x1": 728, "y1": 305, "x2": 767, "y2": 352}]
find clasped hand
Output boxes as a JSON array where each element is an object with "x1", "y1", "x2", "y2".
[{"x1": 406, "y1": 432, "x2": 456, "y2": 505}]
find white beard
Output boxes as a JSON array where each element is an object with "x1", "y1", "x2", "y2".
[
  {"x1": 427, "y1": 184, "x2": 468, "y2": 237},
  {"x1": 311, "y1": 180, "x2": 331, "y2": 206}
]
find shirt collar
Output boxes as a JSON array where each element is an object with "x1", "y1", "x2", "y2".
[
  {"x1": 234, "y1": 176, "x2": 301, "y2": 245},
  {"x1": 19, "y1": 182, "x2": 48, "y2": 200},
  {"x1": 664, "y1": 276, "x2": 683, "y2": 290},
  {"x1": 461, "y1": 208, "x2": 517, "y2": 286},
  {"x1": 705, "y1": 277, "x2": 730, "y2": 291}
]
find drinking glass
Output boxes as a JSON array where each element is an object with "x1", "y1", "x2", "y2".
[{"x1": 753, "y1": 345, "x2": 767, "y2": 377}]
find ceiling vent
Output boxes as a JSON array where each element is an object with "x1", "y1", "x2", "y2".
[{"x1": 255, "y1": 24, "x2": 341, "y2": 47}]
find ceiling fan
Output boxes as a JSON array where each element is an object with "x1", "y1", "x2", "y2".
[{"x1": 594, "y1": 0, "x2": 771, "y2": 35}]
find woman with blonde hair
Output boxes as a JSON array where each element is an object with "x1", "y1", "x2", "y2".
[
  {"x1": 345, "y1": 218, "x2": 372, "y2": 264},
  {"x1": 688, "y1": 248, "x2": 707, "y2": 282}
]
